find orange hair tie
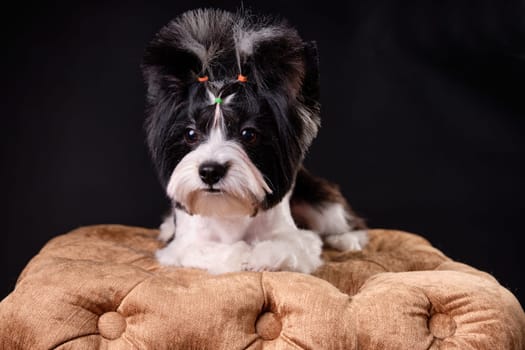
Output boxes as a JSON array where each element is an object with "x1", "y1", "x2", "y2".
[
  {"x1": 237, "y1": 74, "x2": 248, "y2": 83},
  {"x1": 197, "y1": 75, "x2": 209, "y2": 83}
]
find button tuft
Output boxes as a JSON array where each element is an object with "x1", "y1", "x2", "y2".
[
  {"x1": 98, "y1": 311, "x2": 127, "y2": 340},
  {"x1": 428, "y1": 313, "x2": 456, "y2": 339},
  {"x1": 255, "y1": 312, "x2": 282, "y2": 340}
]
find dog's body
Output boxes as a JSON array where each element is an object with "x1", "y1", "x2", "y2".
[{"x1": 142, "y1": 9, "x2": 368, "y2": 274}]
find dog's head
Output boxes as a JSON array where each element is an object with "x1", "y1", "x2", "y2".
[{"x1": 142, "y1": 9, "x2": 320, "y2": 217}]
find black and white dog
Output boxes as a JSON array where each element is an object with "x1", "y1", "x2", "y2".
[{"x1": 142, "y1": 9, "x2": 368, "y2": 274}]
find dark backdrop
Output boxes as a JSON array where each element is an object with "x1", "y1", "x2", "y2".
[{"x1": 3, "y1": 0, "x2": 524, "y2": 304}]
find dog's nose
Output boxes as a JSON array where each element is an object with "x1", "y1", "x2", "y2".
[{"x1": 199, "y1": 162, "x2": 228, "y2": 186}]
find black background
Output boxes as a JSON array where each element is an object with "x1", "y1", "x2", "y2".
[{"x1": 3, "y1": 0, "x2": 524, "y2": 304}]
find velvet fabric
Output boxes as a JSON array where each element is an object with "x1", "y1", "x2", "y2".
[{"x1": 1, "y1": 225, "x2": 523, "y2": 349}]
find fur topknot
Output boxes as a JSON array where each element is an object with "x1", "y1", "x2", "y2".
[
  {"x1": 146, "y1": 9, "x2": 304, "y2": 86},
  {"x1": 143, "y1": 9, "x2": 320, "y2": 121}
]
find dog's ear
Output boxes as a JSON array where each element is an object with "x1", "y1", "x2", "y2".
[
  {"x1": 142, "y1": 43, "x2": 202, "y2": 103},
  {"x1": 301, "y1": 41, "x2": 320, "y2": 109},
  {"x1": 243, "y1": 32, "x2": 320, "y2": 105},
  {"x1": 241, "y1": 27, "x2": 307, "y2": 97}
]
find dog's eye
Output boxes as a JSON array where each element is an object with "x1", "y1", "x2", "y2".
[
  {"x1": 240, "y1": 128, "x2": 258, "y2": 144},
  {"x1": 184, "y1": 128, "x2": 199, "y2": 144}
]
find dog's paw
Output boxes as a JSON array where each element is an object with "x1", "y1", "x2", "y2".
[
  {"x1": 243, "y1": 242, "x2": 285, "y2": 272},
  {"x1": 245, "y1": 230, "x2": 323, "y2": 273},
  {"x1": 323, "y1": 230, "x2": 369, "y2": 251},
  {"x1": 205, "y1": 242, "x2": 252, "y2": 274},
  {"x1": 155, "y1": 245, "x2": 180, "y2": 266}
]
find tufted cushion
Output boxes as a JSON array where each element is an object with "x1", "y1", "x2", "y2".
[{"x1": 1, "y1": 225, "x2": 524, "y2": 349}]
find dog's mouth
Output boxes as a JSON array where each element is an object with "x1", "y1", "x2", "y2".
[{"x1": 204, "y1": 187, "x2": 221, "y2": 193}]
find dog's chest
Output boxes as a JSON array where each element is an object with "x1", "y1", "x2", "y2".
[{"x1": 174, "y1": 199, "x2": 297, "y2": 244}]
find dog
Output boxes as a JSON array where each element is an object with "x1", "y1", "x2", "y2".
[{"x1": 142, "y1": 9, "x2": 368, "y2": 274}]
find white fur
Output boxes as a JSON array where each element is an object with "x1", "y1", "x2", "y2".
[
  {"x1": 156, "y1": 239, "x2": 252, "y2": 274},
  {"x1": 296, "y1": 104, "x2": 320, "y2": 147},
  {"x1": 291, "y1": 202, "x2": 369, "y2": 251},
  {"x1": 156, "y1": 194, "x2": 323, "y2": 273},
  {"x1": 158, "y1": 215, "x2": 175, "y2": 242},
  {"x1": 323, "y1": 230, "x2": 369, "y2": 251},
  {"x1": 206, "y1": 89, "x2": 216, "y2": 104}
]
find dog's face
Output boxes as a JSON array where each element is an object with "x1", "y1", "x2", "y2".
[{"x1": 142, "y1": 9, "x2": 320, "y2": 217}]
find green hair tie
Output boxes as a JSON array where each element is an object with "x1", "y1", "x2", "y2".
[{"x1": 214, "y1": 97, "x2": 223, "y2": 104}]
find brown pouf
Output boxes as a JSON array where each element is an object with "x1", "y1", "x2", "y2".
[{"x1": 1, "y1": 225, "x2": 524, "y2": 349}]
